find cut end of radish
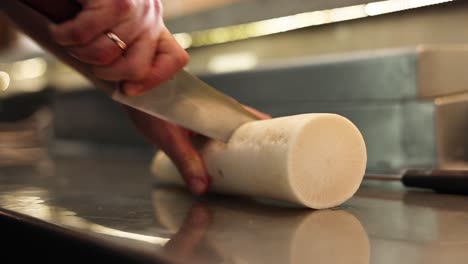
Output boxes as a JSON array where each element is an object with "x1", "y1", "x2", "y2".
[{"x1": 288, "y1": 114, "x2": 367, "y2": 209}]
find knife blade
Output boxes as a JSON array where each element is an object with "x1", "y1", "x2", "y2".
[
  {"x1": 14, "y1": 0, "x2": 258, "y2": 142},
  {"x1": 112, "y1": 70, "x2": 258, "y2": 142}
]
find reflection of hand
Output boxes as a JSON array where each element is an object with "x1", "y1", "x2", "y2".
[
  {"x1": 163, "y1": 203, "x2": 212, "y2": 262},
  {"x1": 50, "y1": 0, "x2": 189, "y2": 95},
  {"x1": 126, "y1": 106, "x2": 270, "y2": 195}
]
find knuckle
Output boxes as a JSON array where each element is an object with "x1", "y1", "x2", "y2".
[
  {"x1": 153, "y1": 0, "x2": 163, "y2": 16},
  {"x1": 151, "y1": 70, "x2": 165, "y2": 83},
  {"x1": 115, "y1": 0, "x2": 136, "y2": 16},
  {"x1": 70, "y1": 27, "x2": 91, "y2": 44},
  {"x1": 93, "y1": 49, "x2": 117, "y2": 65},
  {"x1": 141, "y1": 0, "x2": 151, "y2": 17},
  {"x1": 126, "y1": 61, "x2": 150, "y2": 80}
]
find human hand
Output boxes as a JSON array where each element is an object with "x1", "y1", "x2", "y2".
[
  {"x1": 49, "y1": 0, "x2": 188, "y2": 95},
  {"x1": 126, "y1": 106, "x2": 270, "y2": 195}
]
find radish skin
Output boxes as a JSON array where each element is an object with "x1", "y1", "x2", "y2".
[{"x1": 151, "y1": 114, "x2": 367, "y2": 209}]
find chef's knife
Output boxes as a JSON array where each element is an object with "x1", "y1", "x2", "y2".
[
  {"x1": 366, "y1": 169, "x2": 468, "y2": 195},
  {"x1": 14, "y1": 0, "x2": 258, "y2": 142}
]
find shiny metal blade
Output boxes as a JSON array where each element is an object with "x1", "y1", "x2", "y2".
[
  {"x1": 112, "y1": 70, "x2": 259, "y2": 142},
  {"x1": 364, "y1": 174, "x2": 402, "y2": 181}
]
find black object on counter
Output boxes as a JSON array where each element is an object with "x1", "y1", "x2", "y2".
[{"x1": 366, "y1": 169, "x2": 468, "y2": 195}]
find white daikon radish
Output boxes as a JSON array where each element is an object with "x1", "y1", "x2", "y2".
[{"x1": 152, "y1": 114, "x2": 367, "y2": 209}]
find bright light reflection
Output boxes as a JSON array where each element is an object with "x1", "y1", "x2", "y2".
[
  {"x1": 90, "y1": 225, "x2": 169, "y2": 245},
  {"x1": 0, "y1": 191, "x2": 169, "y2": 246},
  {"x1": 208, "y1": 52, "x2": 258, "y2": 73},
  {"x1": 365, "y1": 0, "x2": 454, "y2": 16},
  {"x1": 329, "y1": 5, "x2": 367, "y2": 22},
  {"x1": 174, "y1": 32, "x2": 193, "y2": 49},
  {"x1": 175, "y1": 0, "x2": 453, "y2": 48},
  {"x1": 0, "y1": 71, "x2": 10, "y2": 91},
  {"x1": 11, "y1": 58, "x2": 47, "y2": 81}
]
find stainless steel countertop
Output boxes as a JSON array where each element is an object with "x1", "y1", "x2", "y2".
[{"x1": 1, "y1": 153, "x2": 467, "y2": 264}]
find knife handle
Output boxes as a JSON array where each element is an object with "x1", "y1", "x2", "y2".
[
  {"x1": 18, "y1": 0, "x2": 82, "y2": 24},
  {"x1": 402, "y1": 169, "x2": 468, "y2": 195}
]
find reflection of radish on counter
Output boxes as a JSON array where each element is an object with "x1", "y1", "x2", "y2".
[
  {"x1": 153, "y1": 189, "x2": 370, "y2": 264},
  {"x1": 152, "y1": 114, "x2": 367, "y2": 209}
]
